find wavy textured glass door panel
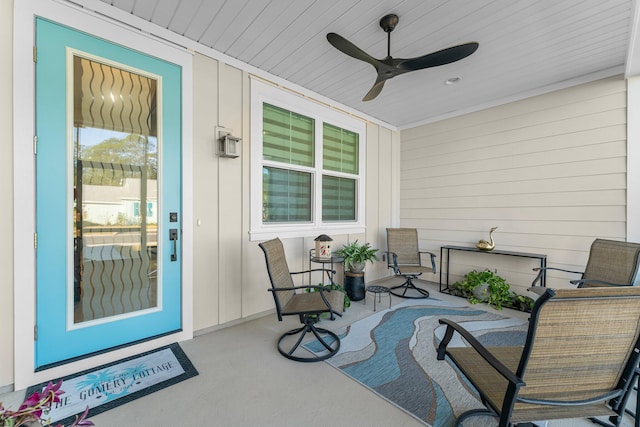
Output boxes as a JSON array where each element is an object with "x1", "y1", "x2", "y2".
[{"x1": 73, "y1": 56, "x2": 159, "y2": 324}]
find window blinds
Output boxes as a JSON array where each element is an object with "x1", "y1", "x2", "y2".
[
  {"x1": 263, "y1": 103, "x2": 314, "y2": 167},
  {"x1": 261, "y1": 104, "x2": 358, "y2": 224}
]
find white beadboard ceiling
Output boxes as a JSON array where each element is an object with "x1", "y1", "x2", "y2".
[{"x1": 91, "y1": 0, "x2": 639, "y2": 129}]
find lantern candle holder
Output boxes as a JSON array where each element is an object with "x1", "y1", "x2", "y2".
[{"x1": 314, "y1": 234, "x2": 333, "y2": 259}]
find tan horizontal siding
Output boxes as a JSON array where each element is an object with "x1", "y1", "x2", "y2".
[
  {"x1": 403, "y1": 126, "x2": 626, "y2": 171},
  {"x1": 402, "y1": 190, "x2": 626, "y2": 209},
  {"x1": 403, "y1": 174, "x2": 627, "y2": 198},
  {"x1": 402, "y1": 98, "x2": 626, "y2": 152},
  {"x1": 400, "y1": 76, "x2": 627, "y2": 290}
]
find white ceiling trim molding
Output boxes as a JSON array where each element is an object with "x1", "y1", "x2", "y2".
[
  {"x1": 68, "y1": 0, "x2": 398, "y2": 131},
  {"x1": 249, "y1": 74, "x2": 369, "y2": 125},
  {"x1": 399, "y1": 66, "x2": 625, "y2": 130}
]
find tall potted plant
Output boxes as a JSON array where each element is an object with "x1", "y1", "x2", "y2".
[{"x1": 335, "y1": 241, "x2": 378, "y2": 301}]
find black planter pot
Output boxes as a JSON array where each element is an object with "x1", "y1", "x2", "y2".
[{"x1": 344, "y1": 271, "x2": 365, "y2": 301}]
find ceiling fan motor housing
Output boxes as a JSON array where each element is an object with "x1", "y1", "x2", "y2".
[{"x1": 380, "y1": 14, "x2": 399, "y2": 33}]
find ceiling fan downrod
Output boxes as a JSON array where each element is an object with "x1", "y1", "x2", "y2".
[{"x1": 380, "y1": 14, "x2": 398, "y2": 58}]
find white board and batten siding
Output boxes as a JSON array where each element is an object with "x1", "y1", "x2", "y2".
[
  {"x1": 191, "y1": 53, "x2": 400, "y2": 328},
  {"x1": 399, "y1": 76, "x2": 627, "y2": 293}
]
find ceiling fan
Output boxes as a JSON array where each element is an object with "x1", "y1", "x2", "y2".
[{"x1": 327, "y1": 14, "x2": 479, "y2": 101}]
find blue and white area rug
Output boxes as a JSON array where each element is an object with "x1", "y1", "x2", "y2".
[
  {"x1": 307, "y1": 298, "x2": 528, "y2": 427},
  {"x1": 26, "y1": 343, "x2": 198, "y2": 426}
]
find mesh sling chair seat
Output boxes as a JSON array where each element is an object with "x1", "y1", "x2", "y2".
[
  {"x1": 259, "y1": 238, "x2": 344, "y2": 362},
  {"x1": 385, "y1": 228, "x2": 436, "y2": 299},
  {"x1": 437, "y1": 286, "x2": 640, "y2": 427}
]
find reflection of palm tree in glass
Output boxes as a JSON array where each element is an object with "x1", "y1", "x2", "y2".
[
  {"x1": 80, "y1": 133, "x2": 158, "y2": 185},
  {"x1": 74, "y1": 130, "x2": 158, "y2": 324}
]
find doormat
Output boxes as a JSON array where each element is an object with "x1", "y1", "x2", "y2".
[{"x1": 26, "y1": 343, "x2": 198, "y2": 426}]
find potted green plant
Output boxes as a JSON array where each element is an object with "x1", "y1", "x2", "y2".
[
  {"x1": 335, "y1": 241, "x2": 379, "y2": 273},
  {"x1": 452, "y1": 269, "x2": 530, "y2": 310}
]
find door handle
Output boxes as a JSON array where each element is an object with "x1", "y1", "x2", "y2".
[{"x1": 169, "y1": 228, "x2": 178, "y2": 261}]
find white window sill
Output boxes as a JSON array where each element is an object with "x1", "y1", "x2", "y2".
[{"x1": 249, "y1": 225, "x2": 366, "y2": 241}]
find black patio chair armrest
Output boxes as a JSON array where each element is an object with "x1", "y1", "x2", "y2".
[
  {"x1": 290, "y1": 268, "x2": 337, "y2": 283},
  {"x1": 383, "y1": 251, "x2": 400, "y2": 272},
  {"x1": 290, "y1": 268, "x2": 336, "y2": 276},
  {"x1": 532, "y1": 266, "x2": 582, "y2": 274},
  {"x1": 268, "y1": 285, "x2": 319, "y2": 292},
  {"x1": 530, "y1": 266, "x2": 583, "y2": 287},
  {"x1": 527, "y1": 286, "x2": 546, "y2": 296},
  {"x1": 571, "y1": 279, "x2": 632, "y2": 287},
  {"x1": 436, "y1": 318, "x2": 524, "y2": 387},
  {"x1": 419, "y1": 250, "x2": 437, "y2": 273}
]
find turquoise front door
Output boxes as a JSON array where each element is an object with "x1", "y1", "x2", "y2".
[{"x1": 35, "y1": 18, "x2": 182, "y2": 368}]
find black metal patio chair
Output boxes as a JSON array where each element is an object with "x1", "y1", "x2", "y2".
[
  {"x1": 385, "y1": 228, "x2": 436, "y2": 299},
  {"x1": 530, "y1": 238, "x2": 640, "y2": 290},
  {"x1": 437, "y1": 286, "x2": 640, "y2": 427},
  {"x1": 259, "y1": 238, "x2": 344, "y2": 362}
]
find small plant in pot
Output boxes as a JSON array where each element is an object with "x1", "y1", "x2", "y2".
[
  {"x1": 335, "y1": 241, "x2": 379, "y2": 273},
  {"x1": 452, "y1": 269, "x2": 513, "y2": 310}
]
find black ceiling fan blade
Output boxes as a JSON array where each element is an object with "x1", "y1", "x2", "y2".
[
  {"x1": 327, "y1": 32, "x2": 380, "y2": 68},
  {"x1": 362, "y1": 78, "x2": 387, "y2": 101},
  {"x1": 399, "y1": 42, "x2": 479, "y2": 71}
]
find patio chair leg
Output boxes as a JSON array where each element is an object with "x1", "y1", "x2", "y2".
[
  {"x1": 612, "y1": 365, "x2": 639, "y2": 427},
  {"x1": 454, "y1": 408, "x2": 497, "y2": 426},
  {"x1": 276, "y1": 315, "x2": 340, "y2": 363},
  {"x1": 389, "y1": 274, "x2": 429, "y2": 299}
]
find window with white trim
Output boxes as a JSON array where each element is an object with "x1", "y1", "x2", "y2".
[{"x1": 250, "y1": 79, "x2": 366, "y2": 240}]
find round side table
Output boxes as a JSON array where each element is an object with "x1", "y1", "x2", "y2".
[
  {"x1": 365, "y1": 285, "x2": 391, "y2": 311},
  {"x1": 308, "y1": 249, "x2": 344, "y2": 285}
]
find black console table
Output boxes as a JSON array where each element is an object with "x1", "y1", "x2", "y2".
[{"x1": 439, "y1": 245, "x2": 547, "y2": 292}]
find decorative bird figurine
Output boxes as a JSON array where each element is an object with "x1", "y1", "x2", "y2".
[{"x1": 476, "y1": 227, "x2": 498, "y2": 251}]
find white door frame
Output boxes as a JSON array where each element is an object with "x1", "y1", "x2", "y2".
[{"x1": 14, "y1": 0, "x2": 193, "y2": 389}]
